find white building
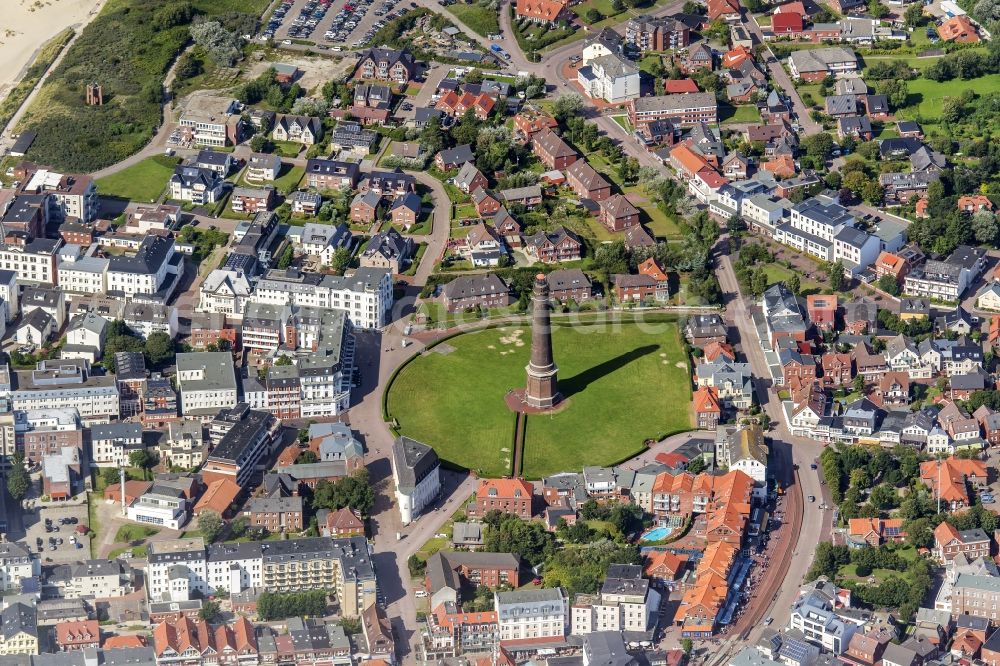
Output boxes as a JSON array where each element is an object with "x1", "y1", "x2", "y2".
[
  {"x1": 146, "y1": 538, "x2": 211, "y2": 602},
  {"x1": 63, "y1": 312, "x2": 107, "y2": 362},
  {"x1": 715, "y1": 424, "x2": 769, "y2": 485},
  {"x1": 0, "y1": 542, "x2": 38, "y2": 592},
  {"x1": 176, "y1": 352, "x2": 238, "y2": 418},
  {"x1": 127, "y1": 488, "x2": 189, "y2": 530},
  {"x1": 570, "y1": 564, "x2": 659, "y2": 636},
  {"x1": 578, "y1": 52, "x2": 640, "y2": 104},
  {"x1": 0, "y1": 238, "x2": 60, "y2": 286},
  {"x1": 298, "y1": 222, "x2": 353, "y2": 266},
  {"x1": 788, "y1": 590, "x2": 859, "y2": 654},
  {"x1": 57, "y1": 256, "x2": 109, "y2": 294},
  {"x1": 11, "y1": 359, "x2": 118, "y2": 423},
  {"x1": 91, "y1": 422, "x2": 143, "y2": 468},
  {"x1": 249, "y1": 266, "x2": 393, "y2": 330},
  {"x1": 741, "y1": 194, "x2": 790, "y2": 236},
  {"x1": 122, "y1": 302, "x2": 179, "y2": 339},
  {"x1": 198, "y1": 270, "x2": 253, "y2": 318},
  {"x1": 496, "y1": 587, "x2": 567, "y2": 644},
  {"x1": 391, "y1": 437, "x2": 440, "y2": 525},
  {"x1": 45, "y1": 559, "x2": 132, "y2": 599},
  {"x1": 106, "y1": 236, "x2": 181, "y2": 298}
]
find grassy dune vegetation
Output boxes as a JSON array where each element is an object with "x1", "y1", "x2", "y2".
[{"x1": 19, "y1": 0, "x2": 269, "y2": 172}]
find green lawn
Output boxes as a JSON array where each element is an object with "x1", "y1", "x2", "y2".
[
  {"x1": 96, "y1": 155, "x2": 180, "y2": 202},
  {"x1": 575, "y1": 0, "x2": 625, "y2": 24},
  {"x1": 611, "y1": 115, "x2": 632, "y2": 133},
  {"x1": 720, "y1": 103, "x2": 762, "y2": 124},
  {"x1": 386, "y1": 319, "x2": 693, "y2": 479},
  {"x1": 114, "y1": 524, "x2": 159, "y2": 543},
  {"x1": 273, "y1": 164, "x2": 305, "y2": 195},
  {"x1": 895, "y1": 73, "x2": 1000, "y2": 122},
  {"x1": 448, "y1": 2, "x2": 500, "y2": 36}
]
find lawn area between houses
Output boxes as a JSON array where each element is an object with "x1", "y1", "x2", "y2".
[
  {"x1": 96, "y1": 155, "x2": 180, "y2": 202},
  {"x1": 114, "y1": 524, "x2": 159, "y2": 543},
  {"x1": 720, "y1": 103, "x2": 762, "y2": 124},
  {"x1": 611, "y1": 115, "x2": 632, "y2": 133},
  {"x1": 386, "y1": 318, "x2": 692, "y2": 479},
  {"x1": 894, "y1": 73, "x2": 1000, "y2": 123},
  {"x1": 273, "y1": 165, "x2": 305, "y2": 195},
  {"x1": 448, "y1": 2, "x2": 500, "y2": 36}
]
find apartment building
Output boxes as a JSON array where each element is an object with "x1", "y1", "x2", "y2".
[
  {"x1": 305, "y1": 158, "x2": 360, "y2": 190},
  {"x1": 178, "y1": 96, "x2": 241, "y2": 147},
  {"x1": 570, "y1": 564, "x2": 659, "y2": 636},
  {"x1": 628, "y1": 92, "x2": 719, "y2": 127},
  {"x1": 14, "y1": 408, "x2": 82, "y2": 465},
  {"x1": 91, "y1": 422, "x2": 143, "y2": 468},
  {"x1": 44, "y1": 559, "x2": 133, "y2": 599},
  {"x1": 904, "y1": 245, "x2": 987, "y2": 301},
  {"x1": 625, "y1": 15, "x2": 690, "y2": 50},
  {"x1": 197, "y1": 269, "x2": 253, "y2": 317},
  {"x1": 106, "y1": 235, "x2": 182, "y2": 298},
  {"x1": 248, "y1": 266, "x2": 393, "y2": 330},
  {"x1": 0, "y1": 237, "x2": 60, "y2": 286},
  {"x1": 18, "y1": 167, "x2": 99, "y2": 222},
  {"x1": 496, "y1": 588, "x2": 567, "y2": 650},
  {"x1": 201, "y1": 404, "x2": 277, "y2": 489},
  {"x1": 11, "y1": 359, "x2": 119, "y2": 423},
  {"x1": 0, "y1": 541, "x2": 38, "y2": 592},
  {"x1": 788, "y1": 590, "x2": 859, "y2": 654},
  {"x1": 176, "y1": 352, "x2": 238, "y2": 418}
]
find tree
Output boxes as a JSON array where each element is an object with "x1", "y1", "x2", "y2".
[
  {"x1": 101, "y1": 467, "x2": 120, "y2": 488},
  {"x1": 274, "y1": 355, "x2": 293, "y2": 367},
  {"x1": 826, "y1": 260, "x2": 845, "y2": 291},
  {"x1": 312, "y1": 469, "x2": 376, "y2": 518},
  {"x1": 592, "y1": 240, "x2": 629, "y2": 278},
  {"x1": 329, "y1": 247, "x2": 351, "y2": 275},
  {"x1": 785, "y1": 274, "x2": 800, "y2": 295},
  {"x1": 869, "y1": 483, "x2": 899, "y2": 510},
  {"x1": 687, "y1": 457, "x2": 706, "y2": 474},
  {"x1": 973, "y1": 208, "x2": 999, "y2": 246},
  {"x1": 408, "y1": 554, "x2": 426, "y2": 577},
  {"x1": 198, "y1": 511, "x2": 224, "y2": 543},
  {"x1": 199, "y1": 600, "x2": 221, "y2": 621},
  {"x1": 904, "y1": 3, "x2": 925, "y2": 26},
  {"x1": 5, "y1": 452, "x2": 29, "y2": 500},
  {"x1": 296, "y1": 450, "x2": 319, "y2": 464},
  {"x1": 877, "y1": 274, "x2": 901, "y2": 296},
  {"x1": 853, "y1": 374, "x2": 865, "y2": 394},
  {"x1": 129, "y1": 449, "x2": 154, "y2": 477},
  {"x1": 277, "y1": 245, "x2": 294, "y2": 269},
  {"x1": 230, "y1": 515, "x2": 249, "y2": 538},
  {"x1": 802, "y1": 132, "x2": 834, "y2": 159},
  {"x1": 879, "y1": 79, "x2": 909, "y2": 110},
  {"x1": 552, "y1": 94, "x2": 584, "y2": 123},
  {"x1": 681, "y1": 639, "x2": 693, "y2": 655},
  {"x1": 189, "y1": 21, "x2": 242, "y2": 67},
  {"x1": 145, "y1": 332, "x2": 175, "y2": 368}
]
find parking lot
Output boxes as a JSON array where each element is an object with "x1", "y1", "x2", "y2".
[
  {"x1": 265, "y1": 0, "x2": 411, "y2": 47},
  {"x1": 25, "y1": 502, "x2": 92, "y2": 565}
]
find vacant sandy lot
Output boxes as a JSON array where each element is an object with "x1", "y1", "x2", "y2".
[
  {"x1": 249, "y1": 51, "x2": 360, "y2": 92},
  {"x1": 0, "y1": 0, "x2": 104, "y2": 96}
]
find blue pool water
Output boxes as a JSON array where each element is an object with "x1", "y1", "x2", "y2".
[{"x1": 640, "y1": 526, "x2": 674, "y2": 542}]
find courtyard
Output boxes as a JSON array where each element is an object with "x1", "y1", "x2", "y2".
[{"x1": 386, "y1": 317, "x2": 693, "y2": 479}]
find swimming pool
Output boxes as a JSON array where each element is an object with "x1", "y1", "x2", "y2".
[{"x1": 640, "y1": 526, "x2": 674, "y2": 542}]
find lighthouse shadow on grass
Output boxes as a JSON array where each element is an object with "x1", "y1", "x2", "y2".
[{"x1": 557, "y1": 344, "x2": 660, "y2": 399}]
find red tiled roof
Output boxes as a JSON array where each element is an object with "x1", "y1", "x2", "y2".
[
  {"x1": 193, "y1": 478, "x2": 241, "y2": 516},
  {"x1": 771, "y1": 11, "x2": 803, "y2": 32},
  {"x1": 665, "y1": 79, "x2": 700, "y2": 93},
  {"x1": 477, "y1": 478, "x2": 534, "y2": 500},
  {"x1": 515, "y1": 0, "x2": 568, "y2": 22}
]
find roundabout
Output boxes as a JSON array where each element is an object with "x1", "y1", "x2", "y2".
[{"x1": 385, "y1": 315, "x2": 695, "y2": 479}]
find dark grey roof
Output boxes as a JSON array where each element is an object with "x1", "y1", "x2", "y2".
[
  {"x1": 437, "y1": 144, "x2": 475, "y2": 166},
  {"x1": 392, "y1": 437, "x2": 439, "y2": 492},
  {"x1": 442, "y1": 273, "x2": 510, "y2": 300},
  {"x1": 1, "y1": 601, "x2": 36, "y2": 639},
  {"x1": 107, "y1": 235, "x2": 174, "y2": 276}
]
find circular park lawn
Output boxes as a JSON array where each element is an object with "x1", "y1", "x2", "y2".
[{"x1": 385, "y1": 317, "x2": 694, "y2": 479}]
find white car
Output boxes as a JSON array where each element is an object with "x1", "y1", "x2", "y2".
[{"x1": 415, "y1": 590, "x2": 428, "y2": 598}]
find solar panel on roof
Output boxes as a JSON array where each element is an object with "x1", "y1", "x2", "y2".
[{"x1": 884, "y1": 527, "x2": 901, "y2": 536}]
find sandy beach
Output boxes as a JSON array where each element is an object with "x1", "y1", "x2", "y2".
[{"x1": 0, "y1": 0, "x2": 104, "y2": 96}]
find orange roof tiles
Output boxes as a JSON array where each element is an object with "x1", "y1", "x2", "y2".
[
  {"x1": 915, "y1": 197, "x2": 929, "y2": 217},
  {"x1": 477, "y1": 478, "x2": 534, "y2": 499},
  {"x1": 762, "y1": 154, "x2": 796, "y2": 178},
  {"x1": 722, "y1": 46, "x2": 753, "y2": 68},
  {"x1": 638, "y1": 257, "x2": 669, "y2": 282},
  {"x1": 57, "y1": 619, "x2": 99, "y2": 646},
  {"x1": 670, "y1": 143, "x2": 711, "y2": 176},
  {"x1": 708, "y1": 0, "x2": 740, "y2": 19},
  {"x1": 693, "y1": 387, "x2": 721, "y2": 415},
  {"x1": 920, "y1": 457, "x2": 987, "y2": 506},
  {"x1": 959, "y1": 195, "x2": 994, "y2": 212},
  {"x1": 703, "y1": 341, "x2": 736, "y2": 362},
  {"x1": 938, "y1": 15, "x2": 980, "y2": 42},
  {"x1": 665, "y1": 79, "x2": 700, "y2": 94},
  {"x1": 645, "y1": 550, "x2": 688, "y2": 579},
  {"x1": 193, "y1": 478, "x2": 241, "y2": 516},
  {"x1": 876, "y1": 251, "x2": 906, "y2": 276},
  {"x1": 516, "y1": 0, "x2": 568, "y2": 22},
  {"x1": 103, "y1": 635, "x2": 146, "y2": 649}
]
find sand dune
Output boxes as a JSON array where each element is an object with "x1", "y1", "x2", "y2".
[{"x1": 0, "y1": 0, "x2": 104, "y2": 95}]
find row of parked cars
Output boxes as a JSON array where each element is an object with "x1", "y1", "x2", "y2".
[
  {"x1": 289, "y1": 0, "x2": 334, "y2": 40},
  {"x1": 324, "y1": 0, "x2": 408, "y2": 46}
]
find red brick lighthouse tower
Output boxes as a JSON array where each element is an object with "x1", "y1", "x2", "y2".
[{"x1": 524, "y1": 273, "x2": 560, "y2": 409}]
